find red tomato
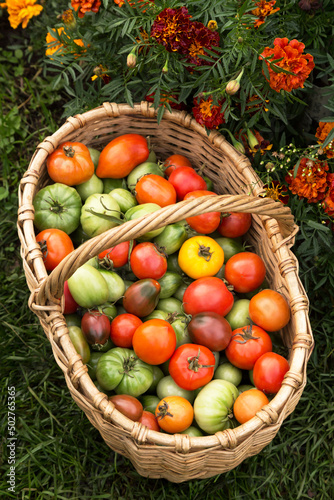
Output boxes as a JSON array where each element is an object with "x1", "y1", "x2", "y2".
[
  {"x1": 110, "y1": 314, "x2": 143, "y2": 348},
  {"x1": 184, "y1": 190, "x2": 221, "y2": 234},
  {"x1": 249, "y1": 289, "x2": 290, "y2": 332},
  {"x1": 135, "y1": 174, "x2": 177, "y2": 207},
  {"x1": 132, "y1": 319, "x2": 176, "y2": 365},
  {"x1": 123, "y1": 279, "x2": 161, "y2": 317},
  {"x1": 36, "y1": 228, "x2": 74, "y2": 271},
  {"x1": 188, "y1": 312, "x2": 232, "y2": 351},
  {"x1": 155, "y1": 396, "x2": 194, "y2": 433},
  {"x1": 130, "y1": 242, "x2": 167, "y2": 280},
  {"x1": 169, "y1": 344, "x2": 215, "y2": 390},
  {"x1": 96, "y1": 134, "x2": 149, "y2": 178},
  {"x1": 183, "y1": 277, "x2": 234, "y2": 317},
  {"x1": 168, "y1": 166, "x2": 207, "y2": 200},
  {"x1": 98, "y1": 240, "x2": 135, "y2": 268},
  {"x1": 109, "y1": 395, "x2": 143, "y2": 422},
  {"x1": 218, "y1": 212, "x2": 252, "y2": 238},
  {"x1": 225, "y1": 252, "x2": 266, "y2": 293},
  {"x1": 164, "y1": 154, "x2": 192, "y2": 177},
  {"x1": 253, "y1": 352, "x2": 290, "y2": 394},
  {"x1": 81, "y1": 310, "x2": 111, "y2": 346},
  {"x1": 233, "y1": 389, "x2": 269, "y2": 424},
  {"x1": 225, "y1": 324, "x2": 272, "y2": 370},
  {"x1": 138, "y1": 410, "x2": 160, "y2": 432},
  {"x1": 46, "y1": 141, "x2": 94, "y2": 186},
  {"x1": 63, "y1": 281, "x2": 78, "y2": 314}
]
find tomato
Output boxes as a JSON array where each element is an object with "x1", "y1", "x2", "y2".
[
  {"x1": 125, "y1": 203, "x2": 164, "y2": 241},
  {"x1": 167, "y1": 253, "x2": 183, "y2": 275},
  {"x1": 68, "y1": 326, "x2": 91, "y2": 364},
  {"x1": 253, "y1": 352, "x2": 290, "y2": 394},
  {"x1": 123, "y1": 279, "x2": 161, "y2": 317},
  {"x1": 243, "y1": 278, "x2": 270, "y2": 299},
  {"x1": 249, "y1": 289, "x2": 290, "y2": 332},
  {"x1": 214, "y1": 236, "x2": 244, "y2": 262},
  {"x1": 225, "y1": 252, "x2": 266, "y2": 293},
  {"x1": 65, "y1": 313, "x2": 81, "y2": 328},
  {"x1": 103, "y1": 177, "x2": 127, "y2": 193},
  {"x1": 33, "y1": 183, "x2": 82, "y2": 235},
  {"x1": 217, "y1": 212, "x2": 252, "y2": 238},
  {"x1": 97, "y1": 270, "x2": 125, "y2": 302},
  {"x1": 110, "y1": 313, "x2": 142, "y2": 348},
  {"x1": 157, "y1": 297, "x2": 183, "y2": 315},
  {"x1": 47, "y1": 141, "x2": 94, "y2": 186},
  {"x1": 63, "y1": 281, "x2": 78, "y2": 314},
  {"x1": 140, "y1": 395, "x2": 161, "y2": 414},
  {"x1": 68, "y1": 264, "x2": 110, "y2": 308},
  {"x1": 171, "y1": 317, "x2": 192, "y2": 348},
  {"x1": 130, "y1": 242, "x2": 167, "y2": 280},
  {"x1": 178, "y1": 236, "x2": 224, "y2": 279},
  {"x1": 173, "y1": 282, "x2": 188, "y2": 302},
  {"x1": 98, "y1": 303, "x2": 117, "y2": 320},
  {"x1": 127, "y1": 161, "x2": 164, "y2": 191},
  {"x1": 225, "y1": 324, "x2": 272, "y2": 370},
  {"x1": 135, "y1": 174, "x2": 177, "y2": 207},
  {"x1": 109, "y1": 394, "x2": 143, "y2": 422},
  {"x1": 238, "y1": 384, "x2": 256, "y2": 395},
  {"x1": 88, "y1": 147, "x2": 100, "y2": 169},
  {"x1": 138, "y1": 411, "x2": 160, "y2": 432},
  {"x1": 96, "y1": 134, "x2": 149, "y2": 178},
  {"x1": 169, "y1": 344, "x2": 215, "y2": 391},
  {"x1": 36, "y1": 228, "x2": 74, "y2": 271},
  {"x1": 188, "y1": 313, "x2": 232, "y2": 352},
  {"x1": 193, "y1": 379, "x2": 239, "y2": 433},
  {"x1": 157, "y1": 272, "x2": 183, "y2": 299},
  {"x1": 153, "y1": 224, "x2": 188, "y2": 255},
  {"x1": 87, "y1": 352, "x2": 103, "y2": 381},
  {"x1": 225, "y1": 299, "x2": 250, "y2": 331},
  {"x1": 146, "y1": 366, "x2": 165, "y2": 394},
  {"x1": 155, "y1": 396, "x2": 194, "y2": 433},
  {"x1": 183, "y1": 277, "x2": 234, "y2": 317},
  {"x1": 184, "y1": 191, "x2": 221, "y2": 234},
  {"x1": 164, "y1": 154, "x2": 192, "y2": 177},
  {"x1": 214, "y1": 363, "x2": 242, "y2": 387},
  {"x1": 76, "y1": 174, "x2": 104, "y2": 202},
  {"x1": 81, "y1": 310, "x2": 111, "y2": 347},
  {"x1": 180, "y1": 426, "x2": 203, "y2": 437},
  {"x1": 233, "y1": 389, "x2": 269, "y2": 424},
  {"x1": 98, "y1": 240, "x2": 135, "y2": 268},
  {"x1": 109, "y1": 188, "x2": 137, "y2": 213},
  {"x1": 168, "y1": 166, "x2": 207, "y2": 200},
  {"x1": 80, "y1": 193, "x2": 121, "y2": 238},
  {"x1": 132, "y1": 319, "x2": 176, "y2": 365},
  {"x1": 96, "y1": 348, "x2": 153, "y2": 396},
  {"x1": 156, "y1": 375, "x2": 195, "y2": 403}
]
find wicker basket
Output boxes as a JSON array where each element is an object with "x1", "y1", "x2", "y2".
[{"x1": 18, "y1": 102, "x2": 313, "y2": 483}]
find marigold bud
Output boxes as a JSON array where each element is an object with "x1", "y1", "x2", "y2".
[
  {"x1": 207, "y1": 20, "x2": 218, "y2": 31},
  {"x1": 62, "y1": 9, "x2": 76, "y2": 30},
  {"x1": 246, "y1": 129, "x2": 259, "y2": 150},
  {"x1": 265, "y1": 162, "x2": 275, "y2": 171},
  {"x1": 162, "y1": 60, "x2": 168, "y2": 74},
  {"x1": 238, "y1": 37, "x2": 243, "y2": 43},
  {"x1": 233, "y1": 140, "x2": 246, "y2": 154},
  {"x1": 127, "y1": 52, "x2": 137, "y2": 68},
  {"x1": 225, "y1": 80, "x2": 240, "y2": 96}
]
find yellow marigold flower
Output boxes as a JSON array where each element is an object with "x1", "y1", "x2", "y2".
[
  {"x1": 2, "y1": 0, "x2": 43, "y2": 29},
  {"x1": 45, "y1": 27, "x2": 85, "y2": 58},
  {"x1": 207, "y1": 20, "x2": 218, "y2": 31}
]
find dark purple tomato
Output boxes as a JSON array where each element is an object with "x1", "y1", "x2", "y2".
[
  {"x1": 81, "y1": 310, "x2": 111, "y2": 347},
  {"x1": 188, "y1": 312, "x2": 232, "y2": 351},
  {"x1": 123, "y1": 279, "x2": 161, "y2": 317}
]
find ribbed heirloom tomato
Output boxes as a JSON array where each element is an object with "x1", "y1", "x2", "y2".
[
  {"x1": 47, "y1": 141, "x2": 94, "y2": 186},
  {"x1": 249, "y1": 289, "x2": 290, "y2": 332},
  {"x1": 225, "y1": 252, "x2": 266, "y2": 293},
  {"x1": 36, "y1": 228, "x2": 74, "y2": 271},
  {"x1": 135, "y1": 174, "x2": 177, "y2": 207},
  {"x1": 225, "y1": 324, "x2": 272, "y2": 370},
  {"x1": 130, "y1": 242, "x2": 167, "y2": 280},
  {"x1": 184, "y1": 190, "x2": 221, "y2": 234},
  {"x1": 132, "y1": 319, "x2": 176, "y2": 365},
  {"x1": 183, "y1": 277, "x2": 234, "y2": 317}
]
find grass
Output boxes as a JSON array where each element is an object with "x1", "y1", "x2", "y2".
[{"x1": 0, "y1": 38, "x2": 333, "y2": 500}]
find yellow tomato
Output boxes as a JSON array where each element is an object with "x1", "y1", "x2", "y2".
[{"x1": 178, "y1": 236, "x2": 224, "y2": 279}]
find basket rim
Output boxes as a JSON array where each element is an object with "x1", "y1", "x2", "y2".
[{"x1": 18, "y1": 101, "x2": 314, "y2": 454}]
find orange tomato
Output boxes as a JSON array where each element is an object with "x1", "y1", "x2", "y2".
[
  {"x1": 233, "y1": 389, "x2": 269, "y2": 424},
  {"x1": 46, "y1": 141, "x2": 94, "y2": 186},
  {"x1": 135, "y1": 174, "x2": 177, "y2": 207},
  {"x1": 155, "y1": 396, "x2": 194, "y2": 433},
  {"x1": 164, "y1": 154, "x2": 192, "y2": 177},
  {"x1": 184, "y1": 190, "x2": 221, "y2": 234},
  {"x1": 36, "y1": 228, "x2": 74, "y2": 271},
  {"x1": 132, "y1": 319, "x2": 176, "y2": 365},
  {"x1": 96, "y1": 134, "x2": 149, "y2": 178},
  {"x1": 249, "y1": 289, "x2": 290, "y2": 332}
]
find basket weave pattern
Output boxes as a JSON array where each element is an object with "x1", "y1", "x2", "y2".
[{"x1": 18, "y1": 102, "x2": 313, "y2": 482}]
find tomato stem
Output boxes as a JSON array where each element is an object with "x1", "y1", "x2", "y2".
[
  {"x1": 63, "y1": 145, "x2": 76, "y2": 158},
  {"x1": 156, "y1": 400, "x2": 173, "y2": 420},
  {"x1": 187, "y1": 349, "x2": 215, "y2": 372},
  {"x1": 197, "y1": 244, "x2": 214, "y2": 262},
  {"x1": 232, "y1": 322, "x2": 260, "y2": 344}
]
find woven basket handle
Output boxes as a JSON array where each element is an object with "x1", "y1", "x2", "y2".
[{"x1": 35, "y1": 194, "x2": 296, "y2": 306}]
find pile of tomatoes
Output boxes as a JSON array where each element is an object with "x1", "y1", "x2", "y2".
[{"x1": 34, "y1": 133, "x2": 291, "y2": 436}]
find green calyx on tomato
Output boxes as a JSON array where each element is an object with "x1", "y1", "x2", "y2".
[
  {"x1": 187, "y1": 349, "x2": 215, "y2": 372},
  {"x1": 81, "y1": 193, "x2": 122, "y2": 238}
]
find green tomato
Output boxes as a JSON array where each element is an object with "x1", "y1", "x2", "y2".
[
  {"x1": 76, "y1": 174, "x2": 104, "y2": 202},
  {"x1": 153, "y1": 224, "x2": 188, "y2": 255},
  {"x1": 103, "y1": 178, "x2": 127, "y2": 193},
  {"x1": 158, "y1": 297, "x2": 183, "y2": 315},
  {"x1": 124, "y1": 203, "x2": 164, "y2": 241},
  {"x1": 70, "y1": 225, "x2": 90, "y2": 247},
  {"x1": 97, "y1": 302, "x2": 118, "y2": 320},
  {"x1": 146, "y1": 366, "x2": 165, "y2": 395},
  {"x1": 65, "y1": 313, "x2": 81, "y2": 328},
  {"x1": 173, "y1": 282, "x2": 189, "y2": 302},
  {"x1": 68, "y1": 326, "x2": 90, "y2": 364},
  {"x1": 214, "y1": 363, "x2": 243, "y2": 387},
  {"x1": 140, "y1": 395, "x2": 160, "y2": 414},
  {"x1": 215, "y1": 237, "x2": 244, "y2": 263},
  {"x1": 203, "y1": 176, "x2": 213, "y2": 191},
  {"x1": 180, "y1": 426, "x2": 203, "y2": 437},
  {"x1": 194, "y1": 379, "x2": 239, "y2": 434},
  {"x1": 87, "y1": 352, "x2": 103, "y2": 380},
  {"x1": 243, "y1": 278, "x2": 270, "y2": 299},
  {"x1": 144, "y1": 310, "x2": 169, "y2": 321},
  {"x1": 160, "y1": 358, "x2": 170, "y2": 376},
  {"x1": 167, "y1": 253, "x2": 184, "y2": 275},
  {"x1": 88, "y1": 147, "x2": 101, "y2": 170},
  {"x1": 80, "y1": 193, "x2": 122, "y2": 238},
  {"x1": 214, "y1": 264, "x2": 225, "y2": 280},
  {"x1": 96, "y1": 348, "x2": 153, "y2": 396},
  {"x1": 127, "y1": 162, "x2": 164, "y2": 192},
  {"x1": 86, "y1": 256, "x2": 99, "y2": 268},
  {"x1": 91, "y1": 337, "x2": 114, "y2": 353},
  {"x1": 171, "y1": 317, "x2": 191, "y2": 348},
  {"x1": 225, "y1": 299, "x2": 250, "y2": 331},
  {"x1": 147, "y1": 150, "x2": 157, "y2": 163},
  {"x1": 238, "y1": 384, "x2": 256, "y2": 395},
  {"x1": 98, "y1": 269, "x2": 125, "y2": 302},
  {"x1": 67, "y1": 264, "x2": 109, "y2": 308},
  {"x1": 109, "y1": 188, "x2": 137, "y2": 212},
  {"x1": 33, "y1": 183, "x2": 82, "y2": 235},
  {"x1": 249, "y1": 370, "x2": 254, "y2": 385},
  {"x1": 212, "y1": 351, "x2": 220, "y2": 371},
  {"x1": 157, "y1": 272, "x2": 183, "y2": 299},
  {"x1": 157, "y1": 375, "x2": 195, "y2": 403}
]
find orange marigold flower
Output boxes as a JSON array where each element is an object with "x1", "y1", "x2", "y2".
[
  {"x1": 71, "y1": 0, "x2": 101, "y2": 18},
  {"x1": 286, "y1": 157, "x2": 329, "y2": 203},
  {"x1": 45, "y1": 27, "x2": 86, "y2": 58},
  {"x1": 145, "y1": 92, "x2": 187, "y2": 111},
  {"x1": 315, "y1": 122, "x2": 334, "y2": 159},
  {"x1": 114, "y1": 0, "x2": 154, "y2": 10},
  {"x1": 192, "y1": 96, "x2": 225, "y2": 129},
  {"x1": 252, "y1": 0, "x2": 280, "y2": 28},
  {"x1": 260, "y1": 38, "x2": 315, "y2": 92},
  {"x1": 1, "y1": 0, "x2": 43, "y2": 29}
]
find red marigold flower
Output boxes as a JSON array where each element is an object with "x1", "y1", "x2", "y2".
[
  {"x1": 322, "y1": 194, "x2": 334, "y2": 217},
  {"x1": 145, "y1": 91, "x2": 187, "y2": 111},
  {"x1": 263, "y1": 181, "x2": 289, "y2": 204},
  {"x1": 298, "y1": 0, "x2": 323, "y2": 11},
  {"x1": 192, "y1": 96, "x2": 225, "y2": 129},
  {"x1": 315, "y1": 122, "x2": 334, "y2": 159},
  {"x1": 260, "y1": 38, "x2": 315, "y2": 92},
  {"x1": 252, "y1": 0, "x2": 280, "y2": 28},
  {"x1": 286, "y1": 157, "x2": 329, "y2": 203},
  {"x1": 185, "y1": 21, "x2": 220, "y2": 66},
  {"x1": 235, "y1": 129, "x2": 272, "y2": 156},
  {"x1": 71, "y1": 0, "x2": 101, "y2": 18},
  {"x1": 150, "y1": 7, "x2": 192, "y2": 54}
]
